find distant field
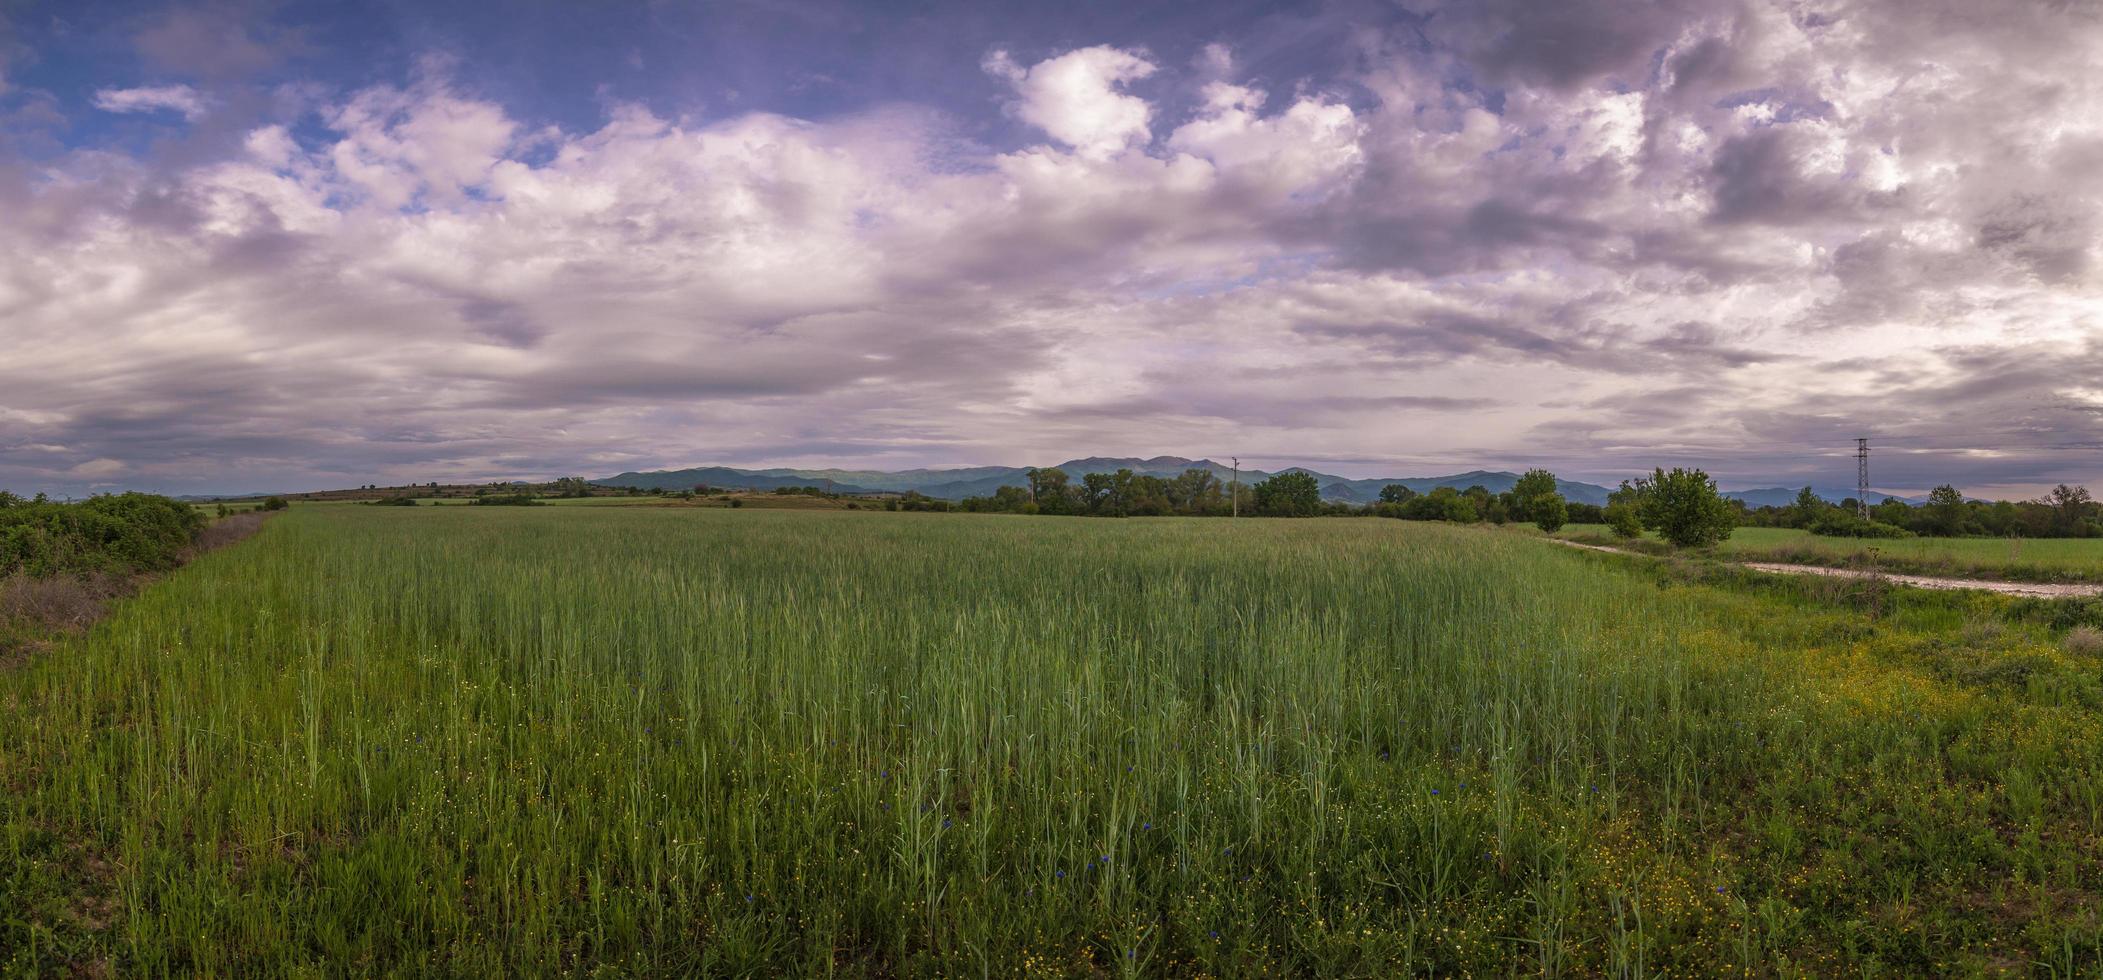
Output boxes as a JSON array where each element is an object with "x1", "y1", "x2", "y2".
[
  {"x1": 1560, "y1": 523, "x2": 2103, "y2": 583},
  {"x1": 6, "y1": 508, "x2": 2103, "y2": 974}
]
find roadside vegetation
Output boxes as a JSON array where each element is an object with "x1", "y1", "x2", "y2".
[
  {"x1": 1563, "y1": 524, "x2": 2103, "y2": 585},
  {"x1": 6, "y1": 506, "x2": 2103, "y2": 975},
  {"x1": 0, "y1": 492, "x2": 229, "y2": 666}
]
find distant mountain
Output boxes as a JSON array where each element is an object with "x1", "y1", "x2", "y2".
[
  {"x1": 1723, "y1": 487, "x2": 1923, "y2": 508},
  {"x1": 597, "y1": 457, "x2": 1617, "y2": 505}
]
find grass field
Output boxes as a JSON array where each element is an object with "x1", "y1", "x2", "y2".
[
  {"x1": 6, "y1": 507, "x2": 2103, "y2": 975},
  {"x1": 1559, "y1": 524, "x2": 2103, "y2": 584}
]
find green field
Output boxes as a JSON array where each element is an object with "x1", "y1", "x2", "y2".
[
  {"x1": 1559, "y1": 524, "x2": 2103, "y2": 583},
  {"x1": 6, "y1": 507, "x2": 2103, "y2": 975}
]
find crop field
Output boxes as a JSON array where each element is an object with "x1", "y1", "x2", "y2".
[
  {"x1": 6, "y1": 507, "x2": 2103, "y2": 975},
  {"x1": 1560, "y1": 524, "x2": 2103, "y2": 584}
]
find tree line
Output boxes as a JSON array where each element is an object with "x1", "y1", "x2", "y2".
[
  {"x1": 953, "y1": 466, "x2": 1594, "y2": 530},
  {"x1": 1740, "y1": 483, "x2": 2100, "y2": 539}
]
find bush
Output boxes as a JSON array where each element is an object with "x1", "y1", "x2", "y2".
[
  {"x1": 1807, "y1": 511, "x2": 1912, "y2": 538},
  {"x1": 1530, "y1": 494, "x2": 1568, "y2": 534},
  {"x1": 262, "y1": 496, "x2": 290, "y2": 512},
  {"x1": 366, "y1": 496, "x2": 418, "y2": 507},
  {"x1": 0, "y1": 492, "x2": 206, "y2": 578},
  {"x1": 1606, "y1": 503, "x2": 1644, "y2": 539},
  {"x1": 470, "y1": 494, "x2": 542, "y2": 507},
  {"x1": 2064, "y1": 626, "x2": 2103, "y2": 658}
]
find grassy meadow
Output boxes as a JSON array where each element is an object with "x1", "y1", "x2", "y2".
[
  {"x1": 1559, "y1": 524, "x2": 2103, "y2": 584},
  {"x1": 6, "y1": 506, "x2": 2103, "y2": 975}
]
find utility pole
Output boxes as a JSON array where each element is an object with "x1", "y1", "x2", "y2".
[
  {"x1": 1230, "y1": 457, "x2": 1240, "y2": 518},
  {"x1": 1856, "y1": 437, "x2": 1870, "y2": 517}
]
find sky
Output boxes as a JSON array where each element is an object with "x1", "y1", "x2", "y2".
[{"x1": 1, "y1": 0, "x2": 2100, "y2": 498}]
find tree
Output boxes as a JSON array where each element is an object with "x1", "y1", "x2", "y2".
[
  {"x1": 1026, "y1": 467, "x2": 1078, "y2": 515},
  {"x1": 1253, "y1": 471, "x2": 1322, "y2": 517},
  {"x1": 1792, "y1": 486, "x2": 1825, "y2": 528},
  {"x1": 1171, "y1": 468, "x2": 1223, "y2": 514},
  {"x1": 1925, "y1": 485, "x2": 1967, "y2": 536},
  {"x1": 1530, "y1": 493, "x2": 1568, "y2": 533},
  {"x1": 262, "y1": 496, "x2": 289, "y2": 512},
  {"x1": 1510, "y1": 469, "x2": 1557, "y2": 521},
  {"x1": 1642, "y1": 468, "x2": 1735, "y2": 548},
  {"x1": 1405, "y1": 486, "x2": 1477, "y2": 522},
  {"x1": 2043, "y1": 484, "x2": 2095, "y2": 533},
  {"x1": 1377, "y1": 484, "x2": 1418, "y2": 505}
]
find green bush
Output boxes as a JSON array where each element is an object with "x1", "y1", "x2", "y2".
[
  {"x1": 1606, "y1": 503, "x2": 1644, "y2": 539},
  {"x1": 0, "y1": 492, "x2": 206, "y2": 578},
  {"x1": 1808, "y1": 511, "x2": 1913, "y2": 539},
  {"x1": 470, "y1": 494, "x2": 543, "y2": 507},
  {"x1": 1530, "y1": 493, "x2": 1568, "y2": 533}
]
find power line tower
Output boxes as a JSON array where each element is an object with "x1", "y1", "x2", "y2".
[
  {"x1": 1855, "y1": 437, "x2": 1870, "y2": 517},
  {"x1": 1230, "y1": 457, "x2": 1240, "y2": 518}
]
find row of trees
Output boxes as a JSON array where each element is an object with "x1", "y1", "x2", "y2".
[
  {"x1": 956, "y1": 466, "x2": 1595, "y2": 532},
  {"x1": 1741, "y1": 484, "x2": 2100, "y2": 539}
]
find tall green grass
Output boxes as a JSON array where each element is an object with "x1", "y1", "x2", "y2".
[{"x1": 4, "y1": 507, "x2": 2101, "y2": 975}]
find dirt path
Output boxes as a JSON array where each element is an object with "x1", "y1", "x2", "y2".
[
  {"x1": 1546, "y1": 537, "x2": 2103, "y2": 598},
  {"x1": 1736, "y1": 562, "x2": 2103, "y2": 598}
]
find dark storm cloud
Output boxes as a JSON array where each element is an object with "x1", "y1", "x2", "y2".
[{"x1": 1416, "y1": 0, "x2": 1710, "y2": 92}]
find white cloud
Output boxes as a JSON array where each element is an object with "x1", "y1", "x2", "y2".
[
  {"x1": 5, "y1": 12, "x2": 2103, "y2": 497},
  {"x1": 985, "y1": 46, "x2": 1157, "y2": 159},
  {"x1": 92, "y1": 84, "x2": 208, "y2": 121}
]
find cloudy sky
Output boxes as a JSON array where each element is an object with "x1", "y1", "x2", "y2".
[{"x1": 2, "y1": 0, "x2": 2100, "y2": 497}]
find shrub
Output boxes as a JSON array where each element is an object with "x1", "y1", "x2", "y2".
[
  {"x1": 262, "y1": 496, "x2": 290, "y2": 512},
  {"x1": 470, "y1": 494, "x2": 542, "y2": 507},
  {"x1": 1807, "y1": 511, "x2": 1912, "y2": 539},
  {"x1": 0, "y1": 492, "x2": 206, "y2": 578},
  {"x1": 1530, "y1": 493, "x2": 1568, "y2": 534},
  {"x1": 1606, "y1": 504, "x2": 1644, "y2": 539},
  {"x1": 2065, "y1": 626, "x2": 2103, "y2": 658}
]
